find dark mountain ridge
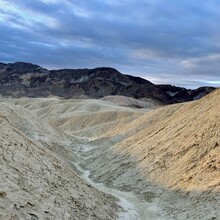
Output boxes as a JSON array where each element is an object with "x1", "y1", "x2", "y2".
[{"x1": 0, "y1": 62, "x2": 215, "y2": 104}]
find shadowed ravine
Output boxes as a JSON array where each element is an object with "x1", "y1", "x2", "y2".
[{"x1": 73, "y1": 143, "x2": 166, "y2": 220}]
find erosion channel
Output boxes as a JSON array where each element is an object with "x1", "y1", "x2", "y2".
[{"x1": 72, "y1": 142, "x2": 166, "y2": 220}]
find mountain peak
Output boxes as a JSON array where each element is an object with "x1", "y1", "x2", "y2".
[{"x1": 0, "y1": 61, "x2": 215, "y2": 104}]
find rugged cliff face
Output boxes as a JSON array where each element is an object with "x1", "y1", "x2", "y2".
[{"x1": 0, "y1": 62, "x2": 215, "y2": 104}]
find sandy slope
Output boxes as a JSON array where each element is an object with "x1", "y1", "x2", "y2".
[
  {"x1": 84, "y1": 89, "x2": 220, "y2": 192},
  {"x1": 7, "y1": 97, "x2": 146, "y2": 138},
  {"x1": 101, "y1": 95, "x2": 157, "y2": 108},
  {"x1": 79, "y1": 89, "x2": 220, "y2": 219},
  {"x1": 0, "y1": 102, "x2": 119, "y2": 220},
  {"x1": 2, "y1": 90, "x2": 220, "y2": 219}
]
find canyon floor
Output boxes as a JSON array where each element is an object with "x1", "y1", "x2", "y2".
[{"x1": 0, "y1": 90, "x2": 220, "y2": 219}]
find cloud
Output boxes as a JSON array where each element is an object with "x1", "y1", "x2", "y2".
[{"x1": 0, "y1": 0, "x2": 220, "y2": 88}]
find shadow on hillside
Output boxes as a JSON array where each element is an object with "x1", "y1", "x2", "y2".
[{"x1": 74, "y1": 136, "x2": 220, "y2": 220}]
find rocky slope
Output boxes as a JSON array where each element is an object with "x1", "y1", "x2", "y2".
[{"x1": 0, "y1": 62, "x2": 215, "y2": 104}]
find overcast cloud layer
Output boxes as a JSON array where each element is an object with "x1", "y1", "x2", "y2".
[{"x1": 0, "y1": 0, "x2": 220, "y2": 88}]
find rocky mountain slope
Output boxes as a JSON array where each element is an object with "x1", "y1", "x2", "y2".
[{"x1": 0, "y1": 62, "x2": 215, "y2": 104}]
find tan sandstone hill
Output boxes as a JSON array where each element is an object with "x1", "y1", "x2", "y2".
[
  {"x1": 3, "y1": 89, "x2": 220, "y2": 219},
  {"x1": 101, "y1": 95, "x2": 157, "y2": 108},
  {"x1": 7, "y1": 89, "x2": 220, "y2": 192},
  {"x1": 81, "y1": 88, "x2": 220, "y2": 193}
]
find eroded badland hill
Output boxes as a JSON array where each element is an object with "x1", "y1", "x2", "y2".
[{"x1": 0, "y1": 88, "x2": 220, "y2": 219}]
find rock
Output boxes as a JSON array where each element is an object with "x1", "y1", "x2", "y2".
[{"x1": 0, "y1": 62, "x2": 215, "y2": 104}]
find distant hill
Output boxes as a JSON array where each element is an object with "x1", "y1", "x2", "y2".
[{"x1": 0, "y1": 62, "x2": 215, "y2": 104}]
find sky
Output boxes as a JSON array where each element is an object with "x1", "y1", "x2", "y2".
[{"x1": 0, "y1": 0, "x2": 220, "y2": 88}]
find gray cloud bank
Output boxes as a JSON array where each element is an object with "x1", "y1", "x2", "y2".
[{"x1": 0, "y1": 0, "x2": 220, "y2": 88}]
